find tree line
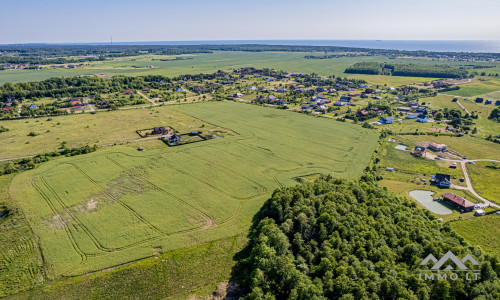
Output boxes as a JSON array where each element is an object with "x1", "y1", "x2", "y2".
[{"x1": 345, "y1": 62, "x2": 469, "y2": 78}]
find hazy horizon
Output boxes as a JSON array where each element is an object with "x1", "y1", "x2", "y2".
[{"x1": 1, "y1": 0, "x2": 499, "y2": 44}]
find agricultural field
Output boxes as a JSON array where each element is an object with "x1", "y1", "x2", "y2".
[
  {"x1": 8, "y1": 101, "x2": 378, "y2": 278},
  {"x1": 451, "y1": 215, "x2": 500, "y2": 254}
]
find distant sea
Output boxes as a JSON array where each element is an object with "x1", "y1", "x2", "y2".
[
  {"x1": 98, "y1": 40, "x2": 500, "y2": 53},
  {"x1": 9, "y1": 40, "x2": 500, "y2": 53}
]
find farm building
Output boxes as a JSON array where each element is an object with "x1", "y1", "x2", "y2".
[
  {"x1": 428, "y1": 142, "x2": 447, "y2": 152},
  {"x1": 124, "y1": 90, "x2": 134, "y2": 95},
  {"x1": 406, "y1": 113, "x2": 419, "y2": 119},
  {"x1": 435, "y1": 173, "x2": 451, "y2": 188},
  {"x1": 441, "y1": 193, "x2": 475, "y2": 211},
  {"x1": 340, "y1": 96, "x2": 351, "y2": 102}
]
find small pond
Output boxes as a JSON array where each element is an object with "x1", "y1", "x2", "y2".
[
  {"x1": 409, "y1": 190, "x2": 453, "y2": 215},
  {"x1": 394, "y1": 145, "x2": 408, "y2": 151}
]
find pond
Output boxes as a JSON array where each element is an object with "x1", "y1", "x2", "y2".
[
  {"x1": 409, "y1": 190, "x2": 453, "y2": 215},
  {"x1": 394, "y1": 144, "x2": 408, "y2": 151}
]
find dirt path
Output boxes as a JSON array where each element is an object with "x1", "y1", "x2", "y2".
[{"x1": 137, "y1": 91, "x2": 158, "y2": 106}]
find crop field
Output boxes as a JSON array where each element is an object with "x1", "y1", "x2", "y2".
[
  {"x1": 451, "y1": 215, "x2": 500, "y2": 254},
  {"x1": 8, "y1": 102, "x2": 378, "y2": 277}
]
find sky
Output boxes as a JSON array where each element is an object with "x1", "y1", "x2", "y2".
[{"x1": 1, "y1": 0, "x2": 499, "y2": 44}]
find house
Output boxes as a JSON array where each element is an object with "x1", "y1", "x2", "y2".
[
  {"x1": 72, "y1": 100, "x2": 82, "y2": 106},
  {"x1": 89, "y1": 94, "x2": 100, "y2": 99},
  {"x1": 276, "y1": 88, "x2": 287, "y2": 93},
  {"x1": 397, "y1": 107, "x2": 412, "y2": 112},
  {"x1": 333, "y1": 101, "x2": 347, "y2": 106},
  {"x1": 357, "y1": 110, "x2": 369, "y2": 117},
  {"x1": 475, "y1": 97, "x2": 484, "y2": 103},
  {"x1": 435, "y1": 173, "x2": 451, "y2": 188},
  {"x1": 72, "y1": 105, "x2": 82, "y2": 110},
  {"x1": 247, "y1": 86, "x2": 257, "y2": 91},
  {"x1": 28, "y1": 104, "x2": 37, "y2": 110},
  {"x1": 374, "y1": 89, "x2": 381, "y2": 94},
  {"x1": 406, "y1": 113, "x2": 419, "y2": 119},
  {"x1": 264, "y1": 77, "x2": 275, "y2": 82},
  {"x1": 142, "y1": 88, "x2": 150, "y2": 92},
  {"x1": 365, "y1": 88, "x2": 374, "y2": 94},
  {"x1": 415, "y1": 106, "x2": 427, "y2": 112},
  {"x1": 408, "y1": 102, "x2": 419, "y2": 107},
  {"x1": 175, "y1": 88, "x2": 182, "y2": 92},
  {"x1": 2, "y1": 107, "x2": 11, "y2": 111},
  {"x1": 441, "y1": 193, "x2": 475, "y2": 211},
  {"x1": 169, "y1": 134, "x2": 182, "y2": 143},
  {"x1": 417, "y1": 114, "x2": 430, "y2": 123},
  {"x1": 124, "y1": 90, "x2": 133, "y2": 95},
  {"x1": 153, "y1": 127, "x2": 168, "y2": 135},
  {"x1": 411, "y1": 146, "x2": 426, "y2": 157},
  {"x1": 450, "y1": 162, "x2": 457, "y2": 169},
  {"x1": 233, "y1": 93, "x2": 243, "y2": 98},
  {"x1": 428, "y1": 142, "x2": 447, "y2": 152},
  {"x1": 340, "y1": 96, "x2": 351, "y2": 102},
  {"x1": 301, "y1": 105, "x2": 310, "y2": 110},
  {"x1": 277, "y1": 99, "x2": 287, "y2": 105},
  {"x1": 380, "y1": 117, "x2": 394, "y2": 124},
  {"x1": 317, "y1": 93, "x2": 327, "y2": 99},
  {"x1": 485, "y1": 99, "x2": 493, "y2": 105},
  {"x1": 266, "y1": 95, "x2": 276, "y2": 103},
  {"x1": 359, "y1": 84, "x2": 368, "y2": 88}
]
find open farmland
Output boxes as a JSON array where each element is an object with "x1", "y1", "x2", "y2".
[
  {"x1": 451, "y1": 215, "x2": 500, "y2": 254},
  {"x1": 9, "y1": 102, "x2": 378, "y2": 277}
]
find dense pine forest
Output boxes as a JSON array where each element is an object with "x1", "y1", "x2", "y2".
[{"x1": 234, "y1": 177, "x2": 500, "y2": 299}]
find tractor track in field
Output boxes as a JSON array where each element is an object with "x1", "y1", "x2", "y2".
[
  {"x1": 105, "y1": 154, "x2": 214, "y2": 231},
  {"x1": 39, "y1": 176, "x2": 116, "y2": 253},
  {"x1": 31, "y1": 180, "x2": 87, "y2": 267},
  {"x1": 69, "y1": 163, "x2": 164, "y2": 235}
]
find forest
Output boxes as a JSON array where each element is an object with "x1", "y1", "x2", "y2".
[
  {"x1": 233, "y1": 176, "x2": 500, "y2": 299},
  {"x1": 345, "y1": 62, "x2": 469, "y2": 78}
]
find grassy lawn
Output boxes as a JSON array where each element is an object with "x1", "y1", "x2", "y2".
[
  {"x1": 466, "y1": 161, "x2": 500, "y2": 204},
  {"x1": 451, "y1": 215, "x2": 500, "y2": 255},
  {"x1": 8, "y1": 102, "x2": 378, "y2": 277}
]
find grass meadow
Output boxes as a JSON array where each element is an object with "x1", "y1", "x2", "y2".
[
  {"x1": 466, "y1": 161, "x2": 500, "y2": 204},
  {"x1": 8, "y1": 102, "x2": 378, "y2": 278},
  {"x1": 451, "y1": 215, "x2": 500, "y2": 254}
]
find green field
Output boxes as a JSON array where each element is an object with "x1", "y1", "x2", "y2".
[
  {"x1": 0, "y1": 52, "x2": 440, "y2": 86},
  {"x1": 466, "y1": 161, "x2": 500, "y2": 204},
  {"x1": 442, "y1": 79, "x2": 500, "y2": 97},
  {"x1": 8, "y1": 102, "x2": 378, "y2": 278},
  {"x1": 451, "y1": 215, "x2": 500, "y2": 254}
]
